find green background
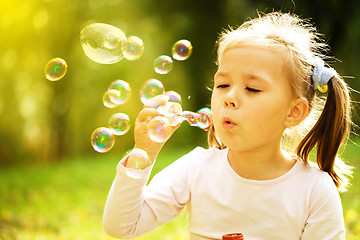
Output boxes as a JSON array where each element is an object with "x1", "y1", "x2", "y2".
[{"x1": 0, "y1": 0, "x2": 359, "y2": 239}]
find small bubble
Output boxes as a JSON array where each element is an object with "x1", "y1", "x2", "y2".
[
  {"x1": 122, "y1": 36, "x2": 144, "y2": 61},
  {"x1": 165, "y1": 90, "x2": 182, "y2": 105},
  {"x1": 171, "y1": 39, "x2": 193, "y2": 61},
  {"x1": 103, "y1": 89, "x2": 121, "y2": 108},
  {"x1": 148, "y1": 116, "x2": 172, "y2": 143},
  {"x1": 108, "y1": 113, "x2": 131, "y2": 135},
  {"x1": 91, "y1": 127, "x2": 115, "y2": 153},
  {"x1": 196, "y1": 107, "x2": 212, "y2": 131},
  {"x1": 108, "y1": 80, "x2": 131, "y2": 104},
  {"x1": 153, "y1": 55, "x2": 173, "y2": 74},
  {"x1": 140, "y1": 79, "x2": 165, "y2": 106},
  {"x1": 127, "y1": 148, "x2": 150, "y2": 170},
  {"x1": 45, "y1": 58, "x2": 67, "y2": 81}
]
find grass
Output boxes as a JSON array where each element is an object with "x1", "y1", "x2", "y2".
[{"x1": 0, "y1": 141, "x2": 359, "y2": 240}]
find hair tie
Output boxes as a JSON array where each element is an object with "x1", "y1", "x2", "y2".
[{"x1": 312, "y1": 58, "x2": 337, "y2": 92}]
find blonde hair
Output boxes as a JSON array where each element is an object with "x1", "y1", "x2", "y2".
[{"x1": 208, "y1": 12, "x2": 353, "y2": 191}]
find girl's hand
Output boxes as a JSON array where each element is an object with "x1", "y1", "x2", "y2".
[{"x1": 125, "y1": 96, "x2": 181, "y2": 169}]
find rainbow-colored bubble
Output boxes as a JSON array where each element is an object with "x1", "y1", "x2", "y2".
[
  {"x1": 45, "y1": 58, "x2": 68, "y2": 81},
  {"x1": 103, "y1": 89, "x2": 122, "y2": 108},
  {"x1": 122, "y1": 36, "x2": 144, "y2": 61},
  {"x1": 171, "y1": 39, "x2": 193, "y2": 61},
  {"x1": 80, "y1": 23, "x2": 126, "y2": 64},
  {"x1": 108, "y1": 113, "x2": 131, "y2": 136},
  {"x1": 196, "y1": 107, "x2": 212, "y2": 131},
  {"x1": 140, "y1": 79, "x2": 165, "y2": 106},
  {"x1": 165, "y1": 90, "x2": 182, "y2": 104},
  {"x1": 108, "y1": 80, "x2": 131, "y2": 105},
  {"x1": 91, "y1": 127, "x2": 115, "y2": 153},
  {"x1": 153, "y1": 55, "x2": 173, "y2": 74},
  {"x1": 128, "y1": 148, "x2": 150, "y2": 169},
  {"x1": 148, "y1": 116, "x2": 172, "y2": 143}
]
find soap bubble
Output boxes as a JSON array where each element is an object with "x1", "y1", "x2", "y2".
[
  {"x1": 45, "y1": 58, "x2": 67, "y2": 81},
  {"x1": 91, "y1": 127, "x2": 115, "y2": 153},
  {"x1": 157, "y1": 102, "x2": 183, "y2": 126},
  {"x1": 80, "y1": 23, "x2": 126, "y2": 64},
  {"x1": 165, "y1": 90, "x2": 182, "y2": 104},
  {"x1": 103, "y1": 89, "x2": 121, "y2": 108},
  {"x1": 127, "y1": 148, "x2": 150, "y2": 170},
  {"x1": 108, "y1": 113, "x2": 131, "y2": 135},
  {"x1": 154, "y1": 55, "x2": 173, "y2": 74},
  {"x1": 108, "y1": 80, "x2": 131, "y2": 104},
  {"x1": 171, "y1": 39, "x2": 193, "y2": 61},
  {"x1": 122, "y1": 36, "x2": 144, "y2": 61},
  {"x1": 140, "y1": 79, "x2": 165, "y2": 106},
  {"x1": 182, "y1": 111, "x2": 200, "y2": 127},
  {"x1": 148, "y1": 116, "x2": 172, "y2": 143},
  {"x1": 196, "y1": 107, "x2": 212, "y2": 131}
]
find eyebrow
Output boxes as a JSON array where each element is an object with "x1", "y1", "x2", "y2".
[
  {"x1": 244, "y1": 73, "x2": 271, "y2": 85},
  {"x1": 215, "y1": 71, "x2": 271, "y2": 85}
]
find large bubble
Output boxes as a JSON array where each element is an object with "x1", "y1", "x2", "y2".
[
  {"x1": 80, "y1": 23, "x2": 127, "y2": 64},
  {"x1": 91, "y1": 127, "x2": 115, "y2": 153},
  {"x1": 45, "y1": 58, "x2": 67, "y2": 81}
]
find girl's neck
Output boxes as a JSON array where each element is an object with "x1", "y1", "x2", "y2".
[{"x1": 227, "y1": 144, "x2": 295, "y2": 181}]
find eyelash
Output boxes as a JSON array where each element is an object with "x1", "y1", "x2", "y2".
[
  {"x1": 216, "y1": 84, "x2": 261, "y2": 93},
  {"x1": 246, "y1": 87, "x2": 261, "y2": 93},
  {"x1": 216, "y1": 84, "x2": 230, "y2": 88}
]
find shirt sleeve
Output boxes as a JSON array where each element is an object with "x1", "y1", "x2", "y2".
[
  {"x1": 301, "y1": 173, "x2": 345, "y2": 240},
  {"x1": 103, "y1": 148, "x2": 198, "y2": 239}
]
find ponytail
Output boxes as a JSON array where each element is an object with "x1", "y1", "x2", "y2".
[{"x1": 296, "y1": 76, "x2": 353, "y2": 191}]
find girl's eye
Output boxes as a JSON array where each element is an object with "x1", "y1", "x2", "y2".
[
  {"x1": 246, "y1": 87, "x2": 261, "y2": 93},
  {"x1": 216, "y1": 84, "x2": 230, "y2": 89}
]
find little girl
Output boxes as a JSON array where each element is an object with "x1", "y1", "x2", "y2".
[{"x1": 103, "y1": 12, "x2": 353, "y2": 239}]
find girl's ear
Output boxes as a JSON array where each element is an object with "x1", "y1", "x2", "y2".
[{"x1": 284, "y1": 97, "x2": 308, "y2": 128}]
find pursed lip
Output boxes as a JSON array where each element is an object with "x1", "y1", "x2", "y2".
[{"x1": 222, "y1": 117, "x2": 237, "y2": 129}]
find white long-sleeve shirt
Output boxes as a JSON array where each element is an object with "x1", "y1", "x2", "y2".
[{"x1": 103, "y1": 147, "x2": 345, "y2": 240}]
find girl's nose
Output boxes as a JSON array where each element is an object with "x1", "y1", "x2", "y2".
[{"x1": 223, "y1": 91, "x2": 239, "y2": 108}]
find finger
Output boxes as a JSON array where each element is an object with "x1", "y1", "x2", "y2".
[
  {"x1": 143, "y1": 94, "x2": 170, "y2": 108},
  {"x1": 137, "y1": 108, "x2": 161, "y2": 122}
]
